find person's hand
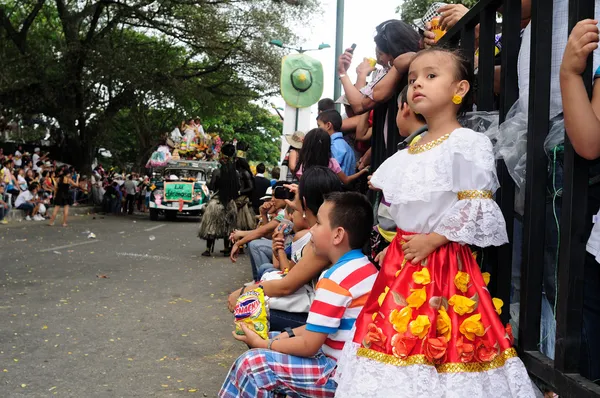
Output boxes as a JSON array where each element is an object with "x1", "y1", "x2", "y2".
[
  {"x1": 229, "y1": 229, "x2": 243, "y2": 243},
  {"x1": 356, "y1": 58, "x2": 376, "y2": 77},
  {"x1": 401, "y1": 234, "x2": 439, "y2": 264},
  {"x1": 423, "y1": 22, "x2": 436, "y2": 48},
  {"x1": 283, "y1": 184, "x2": 301, "y2": 211},
  {"x1": 367, "y1": 175, "x2": 380, "y2": 191},
  {"x1": 338, "y1": 47, "x2": 354, "y2": 75},
  {"x1": 374, "y1": 246, "x2": 388, "y2": 264},
  {"x1": 229, "y1": 243, "x2": 240, "y2": 263},
  {"x1": 438, "y1": 4, "x2": 469, "y2": 31},
  {"x1": 228, "y1": 287, "x2": 242, "y2": 312},
  {"x1": 260, "y1": 201, "x2": 273, "y2": 215},
  {"x1": 393, "y1": 52, "x2": 416, "y2": 73},
  {"x1": 561, "y1": 19, "x2": 599, "y2": 76},
  {"x1": 272, "y1": 235, "x2": 285, "y2": 253},
  {"x1": 232, "y1": 323, "x2": 268, "y2": 348}
]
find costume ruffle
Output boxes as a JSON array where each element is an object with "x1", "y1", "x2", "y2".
[
  {"x1": 333, "y1": 230, "x2": 536, "y2": 397},
  {"x1": 434, "y1": 196, "x2": 508, "y2": 247},
  {"x1": 334, "y1": 341, "x2": 538, "y2": 397},
  {"x1": 370, "y1": 128, "x2": 498, "y2": 205}
]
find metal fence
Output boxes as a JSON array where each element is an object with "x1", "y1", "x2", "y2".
[{"x1": 439, "y1": 0, "x2": 600, "y2": 396}]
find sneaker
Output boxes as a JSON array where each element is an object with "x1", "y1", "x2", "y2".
[
  {"x1": 25, "y1": 215, "x2": 32, "y2": 221},
  {"x1": 33, "y1": 214, "x2": 44, "y2": 221},
  {"x1": 1, "y1": 220, "x2": 7, "y2": 225}
]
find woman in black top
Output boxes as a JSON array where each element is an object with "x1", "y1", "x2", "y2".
[{"x1": 48, "y1": 166, "x2": 80, "y2": 226}]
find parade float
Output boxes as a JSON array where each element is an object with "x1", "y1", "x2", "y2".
[{"x1": 146, "y1": 119, "x2": 220, "y2": 221}]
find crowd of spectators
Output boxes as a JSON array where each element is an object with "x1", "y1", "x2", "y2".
[{"x1": 0, "y1": 146, "x2": 90, "y2": 224}]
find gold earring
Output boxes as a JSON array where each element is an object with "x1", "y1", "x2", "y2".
[{"x1": 452, "y1": 95, "x2": 463, "y2": 105}]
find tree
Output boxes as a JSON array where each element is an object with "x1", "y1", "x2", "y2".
[
  {"x1": 0, "y1": 0, "x2": 314, "y2": 171},
  {"x1": 398, "y1": 0, "x2": 478, "y2": 25}
]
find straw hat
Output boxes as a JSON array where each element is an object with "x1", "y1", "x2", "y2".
[{"x1": 284, "y1": 131, "x2": 305, "y2": 149}]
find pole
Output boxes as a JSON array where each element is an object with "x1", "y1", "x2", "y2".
[{"x1": 333, "y1": 0, "x2": 345, "y2": 112}]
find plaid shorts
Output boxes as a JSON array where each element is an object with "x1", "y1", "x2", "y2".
[{"x1": 219, "y1": 333, "x2": 338, "y2": 398}]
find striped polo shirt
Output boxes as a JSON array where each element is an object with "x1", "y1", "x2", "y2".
[{"x1": 306, "y1": 249, "x2": 378, "y2": 360}]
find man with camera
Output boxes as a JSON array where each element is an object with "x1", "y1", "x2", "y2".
[{"x1": 229, "y1": 181, "x2": 291, "y2": 282}]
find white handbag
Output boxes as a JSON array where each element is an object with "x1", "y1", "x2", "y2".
[{"x1": 260, "y1": 271, "x2": 315, "y2": 313}]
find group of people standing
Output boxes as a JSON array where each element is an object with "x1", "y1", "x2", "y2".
[{"x1": 197, "y1": 144, "x2": 278, "y2": 257}]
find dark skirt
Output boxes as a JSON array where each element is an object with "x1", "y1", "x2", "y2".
[
  {"x1": 198, "y1": 196, "x2": 237, "y2": 240},
  {"x1": 54, "y1": 191, "x2": 73, "y2": 207}
]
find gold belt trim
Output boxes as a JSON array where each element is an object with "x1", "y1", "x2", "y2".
[
  {"x1": 457, "y1": 190, "x2": 493, "y2": 200},
  {"x1": 356, "y1": 347, "x2": 518, "y2": 373}
]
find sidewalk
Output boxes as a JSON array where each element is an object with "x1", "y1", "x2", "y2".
[{"x1": 4, "y1": 204, "x2": 99, "y2": 222}]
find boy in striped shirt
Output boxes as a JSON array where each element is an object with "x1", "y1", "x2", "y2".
[{"x1": 220, "y1": 192, "x2": 378, "y2": 398}]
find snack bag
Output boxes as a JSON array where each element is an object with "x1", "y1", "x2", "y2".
[{"x1": 234, "y1": 287, "x2": 269, "y2": 340}]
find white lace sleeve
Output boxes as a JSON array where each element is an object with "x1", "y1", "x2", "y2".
[{"x1": 433, "y1": 131, "x2": 508, "y2": 247}]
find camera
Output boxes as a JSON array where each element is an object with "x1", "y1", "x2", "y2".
[{"x1": 273, "y1": 186, "x2": 295, "y2": 200}]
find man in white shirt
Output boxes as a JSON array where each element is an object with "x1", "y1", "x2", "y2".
[
  {"x1": 14, "y1": 146, "x2": 22, "y2": 167},
  {"x1": 15, "y1": 183, "x2": 42, "y2": 221},
  {"x1": 123, "y1": 175, "x2": 137, "y2": 215}
]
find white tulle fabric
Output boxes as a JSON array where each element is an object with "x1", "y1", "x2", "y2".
[
  {"x1": 370, "y1": 128, "x2": 508, "y2": 247},
  {"x1": 334, "y1": 342, "x2": 540, "y2": 398}
]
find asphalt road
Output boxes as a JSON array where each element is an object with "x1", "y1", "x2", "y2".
[{"x1": 0, "y1": 213, "x2": 250, "y2": 397}]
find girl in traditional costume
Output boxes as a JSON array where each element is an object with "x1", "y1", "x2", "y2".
[{"x1": 333, "y1": 48, "x2": 537, "y2": 397}]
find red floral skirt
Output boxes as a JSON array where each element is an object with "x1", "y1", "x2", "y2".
[{"x1": 352, "y1": 230, "x2": 515, "y2": 369}]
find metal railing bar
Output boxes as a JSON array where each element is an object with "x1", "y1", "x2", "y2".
[
  {"x1": 521, "y1": 351, "x2": 600, "y2": 397},
  {"x1": 476, "y1": 6, "x2": 497, "y2": 110},
  {"x1": 495, "y1": 0, "x2": 521, "y2": 325},
  {"x1": 518, "y1": 0, "x2": 553, "y2": 351},
  {"x1": 554, "y1": 0, "x2": 595, "y2": 374}
]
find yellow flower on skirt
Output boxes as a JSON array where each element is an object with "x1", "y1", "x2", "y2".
[
  {"x1": 493, "y1": 298, "x2": 504, "y2": 315},
  {"x1": 412, "y1": 268, "x2": 431, "y2": 285},
  {"x1": 448, "y1": 294, "x2": 476, "y2": 315},
  {"x1": 436, "y1": 307, "x2": 451, "y2": 340},
  {"x1": 459, "y1": 314, "x2": 486, "y2": 341},
  {"x1": 409, "y1": 315, "x2": 431, "y2": 339},
  {"x1": 482, "y1": 272, "x2": 491, "y2": 286},
  {"x1": 378, "y1": 286, "x2": 390, "y2": 307},
  {"x1": 389, "y1": 306, "x2": 413, "y2": 333},
  {"x1": 454, "y1": 271, "x2": 470, "y2": 293},
  {"x1": 406, "y1": 287, "x2": 427, "y2": 309}
]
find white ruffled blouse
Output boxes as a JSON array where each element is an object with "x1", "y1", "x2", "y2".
[{"x1": 370, "y1": 128, "x2": 508, "y2": 248}]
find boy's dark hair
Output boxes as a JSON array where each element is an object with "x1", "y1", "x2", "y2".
[
  {"x1": 316, "y1": 110, "x2": 343, "y2": 132},
  {"x1": 271, "y1": 166, "x2": 280, "y2": 180},
  {"x1": 411, "y1": 47, "x2": 474, "y2": 115},
  {"x1": 256, "y1": 163, "x2": 266, "y2": 174},
  {"x1": 318, "y1": 98, "x2": 336, "y2": 113},
  {"x1": 324, "y1": 192, "x2": 373, "y2": 249},
  {"x1": 29, "y1": 182, "x2": 39, "y2": 191},
  {"x1": 299, "y1": 166, "x2": 343, "y2": 216},
  {"x1": 398, "y1": 86, "x2": 426, "y2": 123}
]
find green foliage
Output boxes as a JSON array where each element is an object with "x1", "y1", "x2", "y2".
[
  {"x1": 0, "y1": 0, "x2": 314, "y2": 170},
  {"x1": 397, "y1": 0, "x2": 479, "y2": 24}
]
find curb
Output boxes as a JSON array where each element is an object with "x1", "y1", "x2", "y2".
[{"x1": 5, "y1": 205, "x2": 100, "y2": 222}]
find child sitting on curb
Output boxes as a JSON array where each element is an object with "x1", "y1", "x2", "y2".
[{"x1": 219, "y1": 192, "x2": 378, "y2": 397}]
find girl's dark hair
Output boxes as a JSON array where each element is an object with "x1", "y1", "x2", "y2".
[
  {"x1": 217, "y1": 157, "x2": 240, "y2": 205},
  {"x1": 296, "y1": 128, "x2": 331, "y2": 176},
  {"x1": 374, "y1": 20, "x2": 421, "y2": 59},
  {"x1": 411, "y1": 47, "x2": 475, "y2": 115},
  {"x1": 298, "y1": 166, "x2": 343, "y2": 216}
]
